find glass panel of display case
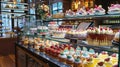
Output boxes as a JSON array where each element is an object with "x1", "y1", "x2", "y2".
[
  {"x1": 52, "y1": 10, "x2": 57, "y2": 14},
  {"x1": 58, "y1": 10, "x2": 63, "y2": 13},
  {"x1": 52, "y1": 3, "x2": 57, "y2": 11},
  {"x1": 30, "y1": 8, "x2": 35, "y2": 14},
  {"x1": 58, "y1": 2, "x2": 63, "y2": 9},
  {"x1": 14, "y1": 14, "x2": 25, "y2": 28},
  {"x1": 2, "y1": 14, "x2": 12, "y2": 36}
]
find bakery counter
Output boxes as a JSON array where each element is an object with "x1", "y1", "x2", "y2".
[
  {"x1": 15, "y1": 43, "x2": 71, "y2": 67},
  {"x1": 0, "y1": 37, "x2": 17, "y2": 55}
]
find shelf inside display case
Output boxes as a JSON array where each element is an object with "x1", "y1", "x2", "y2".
[
  {"x1": 0, "y1": 1, "x2": 28, "y2": 5},
  {"x1": 49, "y1": 14, "x2": 120, "y2": 21},
  {"x1": 25, "y1": 35, "x2": 118, "y2": 53},
  {"x1": 1, "y1": 8, "x2": 28, "y2": 11}
]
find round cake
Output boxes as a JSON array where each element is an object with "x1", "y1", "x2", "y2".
[
  {"x1": 65, "y1": 30, "x2": 87, "y2": 39},
  {"x1": 52, "y1": 28, "x2": 68, "y2": 38},
  {"x1": 108, "y1": 4, "x2": 120, "y2": 14},
  {"x1": 37, "y1": 26, "x2": 48, "y2": 35},
  {"x1": 87, "y1": 27, "x2": 114, "y2": 46}
]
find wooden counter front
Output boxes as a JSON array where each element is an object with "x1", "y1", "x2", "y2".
[{"x1": 0, "y1": 37, "x2": 17, "y2": 56}]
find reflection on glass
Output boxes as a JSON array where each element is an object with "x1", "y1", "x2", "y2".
[
  {"x1": 52, "y1": 3, "x2": 57, "y2": 10},
  {"x1": 53, "y1": 10, "x2": 57, "y2": 14},
  {"x1": 58, "y1": 2, "x2": 63, "y2": 9},
  {"x1": 58, "y1": 10, "x2": 63, "y2": 13}
]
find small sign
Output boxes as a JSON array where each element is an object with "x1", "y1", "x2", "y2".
[{"x1": 70, "y1": 38, "x2": 78, "y2": 44}]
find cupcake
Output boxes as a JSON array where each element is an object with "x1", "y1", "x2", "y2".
[
  {"x1": 89, "y1": 48, "x2": 95, "y2": 57},
  {"x1": 74, "y1": 58, "x2": 83, "y2": 67},
  {"x1": 69, "y1": 47, "x2": 75, "y2": 55},
  {"x1": 93, "y1": 53, "x2": 101, "y2": 66},
  {"x1": 99, "y1": 51, "x2": 109, "y2": 60},
  {"x1": 76, "y1": 46, "x2": 81, "y2": 52},
  {"x1": 112, "y1": 63, "x2": 118, "y2": 67},
  {"x1": 81, "y1": 52, "x2": 90, "y2": 62},
  {"x1": 59, "y1": 53, "x2": 67, "y2": 63},
  {"x1": 110, "y1": 53, "x2": 118, "y2": 65},
  {"x1": 63, "y1": 47, "x2": 69, "y2": 55},
  {"x1": 104, "y1": 58, "x2": 112, "y2": 67},
  {"x1": 66, "y1": 55, "x2": 74, "y2": 67},
  {"x1": 96, "y1": 61, "x2": 106, "y2": 67},
  {"x1": 83, "y1": 58, "x2": 94, "y2": 67}
]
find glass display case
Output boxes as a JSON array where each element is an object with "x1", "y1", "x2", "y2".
[
  {"x1": 0, "y1": 0, "x2": 28, "y2": 37},
  {"x1": 15, "y1": 14, "x2": 120, "y2": 67}
]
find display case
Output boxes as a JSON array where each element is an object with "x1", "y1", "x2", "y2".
[
  {"x1": 0, "y1": 0, "x2": 29, "y2": 37},
  {"x1": 15, "y1": 14, "x2": 120, "y2": 67}
]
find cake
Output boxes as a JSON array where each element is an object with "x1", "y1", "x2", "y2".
[
  {"x1": 30, "y1": 28, "x2": 37, "y2": 35},
  {"x1": 99, "y1": 51, "x2": 109, "y2": 60},
  {"x1": 65, "y1": 30, "x2": 87, "y2": 39},
  {"x1": 88, "y1": 48, "x2": 95, "y2": 57},
  {"x1": 83, "y1": 58, "x2": 94, "y2": 67},
  {"x1": 81, "y1": 52, "x2": 90, "y2": 62},
  {"x1": 65, "y1": 9, "x2": 75, "y2": 17},
  {"x1": 59, "y1": 53, "x2": 67, "y2": 63},
  {"x1": 75, "y1": 8, "x2": 87, "y2": 16},
  {"x1": 37, "y1": 26, "x2": 48, "y2": 35},
  {"x1": 52, "y1": 28, "x2": 67, "y2": 38},
  {"x1": 93, "y1": 53, "x2": 100, "y2": 66},
  {"x1": 94, "y1": 5, "x2": 105, "y2": 15},
  {"x1": 104, "y1": 58, "x2": 112, "y2": 67},
  {"x1": 74, "y1": 58, "x2": 83, "y2": 67},
  {"x1": 66, "y1": 55, "x2": 74, "y2": 67},
  {"x1": 110, "y1": 53, "x2": 118, "y2": 65},
  {"x1": 108, "y1": 4, "x2": 120, "y2": 14},
  {"x1": 87, "y1": 8, "x2": 95, "y2": 15},
  {"x1": 87, "y1": 27, "x2": 114, "y2": 46},
  {"x1": 96, "y1": 61, "x2": 106, "y2": 67},
  {"x1": 113, "y1": 63, "x2": 118, "y2": 67},
  {"x1": 48, "y1": 22, "x2": 58, "y2": 30}
]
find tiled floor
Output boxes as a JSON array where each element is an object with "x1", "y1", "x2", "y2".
[{"x1": 0, "y1": 54, "x2": 15, "y2": 67}]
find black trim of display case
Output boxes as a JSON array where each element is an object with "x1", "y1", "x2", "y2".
[{"x1": 15, "y1": 43, "x2": 71, "y2": 67}]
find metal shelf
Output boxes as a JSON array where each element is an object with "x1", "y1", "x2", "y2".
[{"x1": 0, "y1": 1, "x2": 28, "y2": 5}]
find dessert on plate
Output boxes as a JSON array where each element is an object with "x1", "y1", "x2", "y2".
[
  {"x1": 74, "y1": 58, "x2": 83, "y2": 67},
  {"x1": 104, "y1": 58, "x2": 112, "y2": 67},
  {"x1": 87, "y1": 8, "x2": 95, "y2": 15},
  {"x1": 65, "y1": 9, "x2": 75, "y2": 17},
  {"x1": 108, "y1": 4, "x2": 120, "y2": 14},
  {"x1": 94, "y1": 5, "x2": 105, "y2": 15},
  {"x1": 75, "y1": 8, "x2": 87, "y2": 16}
]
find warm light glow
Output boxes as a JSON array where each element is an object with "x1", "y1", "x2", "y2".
[
  {"x1": 73, "y1": 0, "x2": 81, "y2": 10},
  {"x1": 13, "y1": 0, "x2": 17, "y2": 4}
]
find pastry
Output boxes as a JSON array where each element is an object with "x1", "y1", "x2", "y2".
[
  {"x1": 96, "y1": 61, "x2": 106, "y2": 67},
  {"x1": 59, "y1": 53, "x2": 67, "y2": 63},
  {"x1": 104, "y1": 58, "x2": 112, "y2": 67},
  {"x1": 74, "y1": 58, "x2": 83, "y2": 67},
  {"x1": 66, "y1": 55, "x2": 74, "y2": 67},
  {"x1": 94, "y1": 5, "x2": 105, "y2": 15},
  {"x1": 108, "y1": 4, "x2": 120, "y2": 14},
  {"x1": 99, "y1": 51, "x2": 109, "y2": 60},
  {"x1": 83, "y1": 58, "x2": 94, "y2": 67}
]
